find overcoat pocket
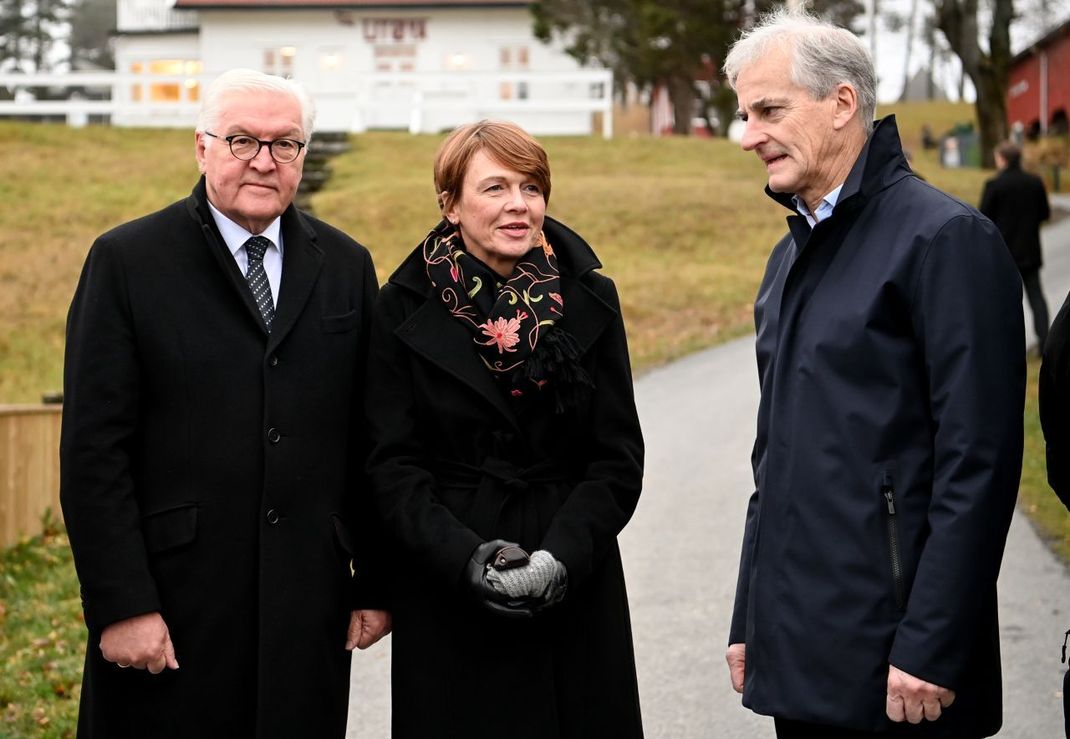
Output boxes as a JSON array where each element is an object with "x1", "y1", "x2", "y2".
[
  {"x1": 321, "y1": 309, "x2": 360, "y2": 333},
  {"x1": 142, "y1": 503, "x2": 198, "y2": 554}
]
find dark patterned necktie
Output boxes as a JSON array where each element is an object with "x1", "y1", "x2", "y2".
[{"x1": 244, "y1": 236, "x2": 275, "y2": 332}]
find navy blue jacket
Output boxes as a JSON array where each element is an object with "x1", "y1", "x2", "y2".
[{"x1": 730, "y1": 117, "x2": 1025, "y2": 735}]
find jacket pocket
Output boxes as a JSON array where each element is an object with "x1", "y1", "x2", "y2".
[
  {"x1": 321, "y1": 309, "x2": 360, "y2": 333},
  {"x1": 142, "y1": 503, "x2": 198, "y2": 554},
  {"x1": 880, "y1": 471, "x2": 906, "y2": 611}
]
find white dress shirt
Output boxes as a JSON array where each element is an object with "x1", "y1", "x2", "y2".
[{"x1": 207, "y1": 202, "x2": 283, "y2": 308}]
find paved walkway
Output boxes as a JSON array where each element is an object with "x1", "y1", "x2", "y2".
[{"x1": 347, "y1": 199, "x2": 1070, "y2": 738}]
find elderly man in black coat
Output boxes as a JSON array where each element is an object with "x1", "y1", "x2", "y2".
[
  {"x1": 981, "y1": 140, "x2": 1052, "y2": 351},
  {"x1": 723, "y1": 9, "x2": 1025, "y2": 738},
  {"x1": 60, "y1": 69, "x2": 389, "y2": 738}
]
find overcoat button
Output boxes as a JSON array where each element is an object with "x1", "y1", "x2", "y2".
[
  {"x1": 267, "y1": 427, "x2": 281, "y2": 444},
  {"x1": 266, "y1": 509, "x2": 280, "y2": 524}
]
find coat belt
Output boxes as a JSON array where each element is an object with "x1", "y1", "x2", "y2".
[
  {"x1": 431, "y1": 457, "x2": 574, "y2": 542},
  {"x1": 432, "y1": 457, "x2": 570, "y2": 490}
]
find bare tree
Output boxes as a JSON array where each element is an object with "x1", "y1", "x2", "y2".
[{"x1": 933, "y1": 0, "x2": 1012, "y2": 167}]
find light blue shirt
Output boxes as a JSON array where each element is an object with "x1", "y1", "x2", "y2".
[
  {"x1": 208, "y1": 202, "x2": 283, "y2": 308},
  {"x1": 793, "y1": 184, "x2": 844, "y2": 228}
]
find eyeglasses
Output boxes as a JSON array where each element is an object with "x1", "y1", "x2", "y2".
[{"x1": 203, "y1": 131, "x2": 306, "y2": 164}]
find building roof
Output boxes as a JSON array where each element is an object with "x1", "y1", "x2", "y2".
[
  {"x1": 174, "y1": 0, "x2": 525, "y2": 7},
  {"x1": 1013, "y1": 16, "x2": 1070, "y2": 64}
]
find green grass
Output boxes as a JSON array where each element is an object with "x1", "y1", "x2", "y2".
[
  {"x1": 0, "y1": 514, "x2": 82, "y2": 738},
  {"x1": 1, "y1": 101, "x2": 1067, "y2": 730},
  {"x1": 0, "y1": 122, "x2": 198, "y2": 403},
  {"x1": 0, "y1": 101, "x2": 994, "y2": 403}
]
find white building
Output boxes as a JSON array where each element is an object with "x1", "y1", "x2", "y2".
[{"x1": 112, "y1": 0, "x2": 611, "y2": 135}]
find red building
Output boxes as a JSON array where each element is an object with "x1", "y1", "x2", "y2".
[{"x1": 1007, "y1": 18, "x2": 1070, "y2": 137}]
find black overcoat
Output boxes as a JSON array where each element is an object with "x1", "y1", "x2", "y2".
[
  {"x1": 364, "y1": 217, "x2": 645, "y2": 738},
  {"x1": 980, "y1": 163, "x2": 1051, "y2": 272},
  {"x1": 60, "y1": 178, "x2": 382, "y2": 738},
  {"x1": 730, "y1": 117, "x2": 1025, "y2": 736}
]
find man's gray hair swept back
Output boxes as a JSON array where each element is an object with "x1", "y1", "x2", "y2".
[
  {"x1": 197, "y1": 68, "x2": 316, "y2": 140},
  {"x1": 724, "y1": 8, "x2": 876, "y2": 133}
]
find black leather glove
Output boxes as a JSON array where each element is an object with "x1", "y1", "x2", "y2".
[{"x1": 464, "y1": 540, "x2": 534, "y2": 619}]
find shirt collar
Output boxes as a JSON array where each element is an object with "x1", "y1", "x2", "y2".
[
  {"x1": 792, "y1": 184, "x2": 844, "y2": 228},
  {"x1": 207, "y1": 200, "x2": 284, "y2": 257}
]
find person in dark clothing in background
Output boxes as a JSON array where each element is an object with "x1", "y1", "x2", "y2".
[
  {"x1": 1039, "y1": 290, "x2": 1070, "y2": 738},
  {"x1": 981, "y1": 140, "x2": 1052, "y2": 351}
]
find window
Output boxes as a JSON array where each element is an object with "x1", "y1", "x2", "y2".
[
  {"x1": 130, "y1": 59, "x2": 202, "y2": 103},
  {"x1": 499, "y1": 44, "x2": 529, "y2": 70},
  {"x1": 265, "y1": 47, "x2": 296, "y2": 77},
  {"x1": 374, "y1": 44, "x2": 416, "y2": 80},
  {"x1": 498, "y1": 44, "x2": 529, "y2": 100}
]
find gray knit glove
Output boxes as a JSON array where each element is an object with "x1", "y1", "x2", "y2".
[{"x1": 486, "y1": 550, "x2": 567, "y2": 607}]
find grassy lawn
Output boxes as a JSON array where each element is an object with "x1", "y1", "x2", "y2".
[
  {"x1": 0, "y1": 100, "x2": 990, "y2": 403},
  {"x1": 0, "y1": 516, "x2": 83, "y2": 737},
  {"x1": 0, "y1": 100, "x2": 1066, "y2": 735},
  {"x1": 0, "y1": 124, "x2": 199, "y2": 403}
]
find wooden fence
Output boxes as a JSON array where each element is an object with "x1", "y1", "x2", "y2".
[{"x1": 0, "y1": 405, "x2": 62, "y2": 549}]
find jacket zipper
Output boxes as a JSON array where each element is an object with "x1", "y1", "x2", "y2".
[{"x1": 882, "y1": 473, "x2": 906, "y2": 611}]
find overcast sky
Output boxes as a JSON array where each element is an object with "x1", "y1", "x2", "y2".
[{"x1": 869, "y1": 0, "x2": 1070, "y2": 103}]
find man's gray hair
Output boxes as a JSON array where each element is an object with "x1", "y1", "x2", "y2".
[
  {"x1": 724, "y1": 8, "x2": 876, "y2": 133},
  {"x1": 196, "y1": 68, "x2": 316, "y2": 140}
]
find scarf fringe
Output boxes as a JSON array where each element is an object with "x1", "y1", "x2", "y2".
[{"x1": 520, "y1": 327, "x2": 595, "y2": 414}]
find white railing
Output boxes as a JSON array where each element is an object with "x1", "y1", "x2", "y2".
[
  {"x1": 117, "y1": 0, "x2": 198, "y2": 32},
  {"x1": 0, "y1": 69, "x2": 614, "y2": 137}
]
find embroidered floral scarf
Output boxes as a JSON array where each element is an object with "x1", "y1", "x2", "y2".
[
  {"x1": 423, "y1": 218, "x2": 561, "y2": 377},
  {"x1": 423, "y1": 220, "x2": 591, "y2": 409}
]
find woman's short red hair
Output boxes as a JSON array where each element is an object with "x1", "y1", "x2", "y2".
[{"x1": 434, "y1": 120, "x2": 551, "y2": 215}]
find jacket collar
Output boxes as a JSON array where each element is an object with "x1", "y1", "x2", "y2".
[
  {"x1": 387, "y1": 215, "x2": 614, "y2": 429},
  {"x1": 766, "y1": 115, "x2": 914, "y2": 217},
  {"x1": 185, "y1": 176, "x2": 323, "y2": 350}
]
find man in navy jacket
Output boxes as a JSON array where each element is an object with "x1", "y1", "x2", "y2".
[{"x1": 723, "y1": 10, "x2": 1025, "y2": 738}]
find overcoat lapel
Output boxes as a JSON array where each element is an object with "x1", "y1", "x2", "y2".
[
  {"x1": 560, "y1": 274, "x2": 616, "y2": 355},
  {"x1": 185, "y1": 178, "x2": 323, "y2": 345},
  {"x1": 187, "y1": 182, "x2": 269, "y2": 333},
  {"x1": 268, "y1": 209, "x2": 323, "y2": 352},
  {"x1": 397, "y1": 296, "x2": 521, "y2": 431}
]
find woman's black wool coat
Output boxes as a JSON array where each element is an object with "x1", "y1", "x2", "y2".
[{"x1": 364, "y1": 217, "x2": 645, "y2": 738}]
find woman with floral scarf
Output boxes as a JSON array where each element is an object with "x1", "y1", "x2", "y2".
[{"x1": 363, "y1": 120, "x2": 645, "y2": 737}]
